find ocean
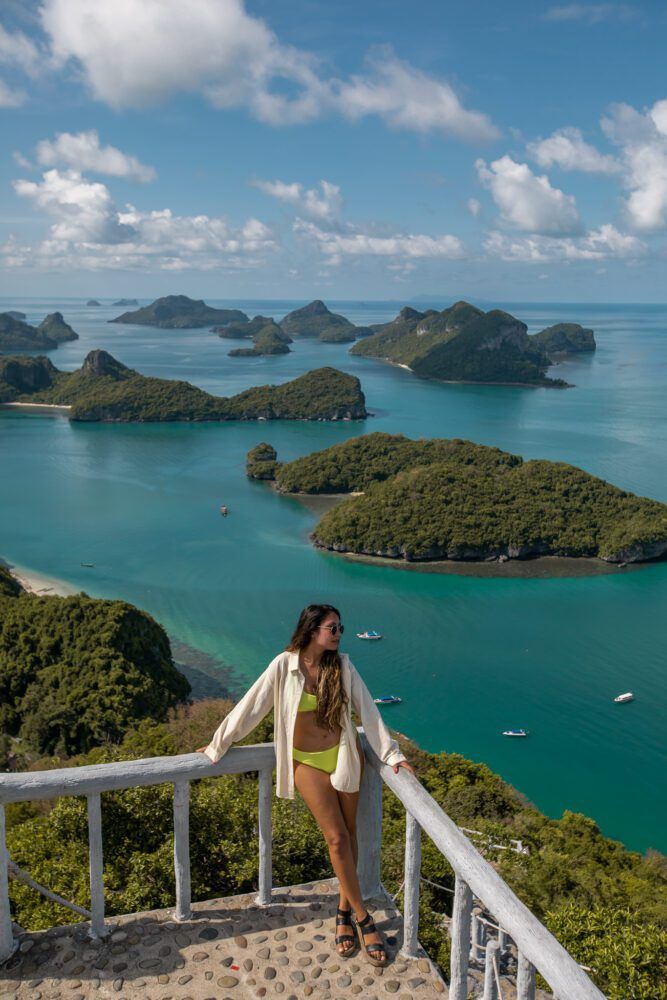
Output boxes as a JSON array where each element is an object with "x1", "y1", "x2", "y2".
[{"x1": 1, "y1": 296, "x2": 665, "y2": 854}]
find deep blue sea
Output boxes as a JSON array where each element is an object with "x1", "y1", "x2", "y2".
[{"x1": 1, "y1": 296, "x2": 666, "y2": 854}]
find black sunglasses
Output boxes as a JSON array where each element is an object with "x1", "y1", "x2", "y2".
[{"x1": 318, "y1": 623, "x2": 344, "y2": 635}]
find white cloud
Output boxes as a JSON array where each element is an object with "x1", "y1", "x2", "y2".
[
  {"x1": 252, "y1": 179, "x2": 342, "y2": 225},
  {"x1": 35, "y1": 130, "x2": 156, "y2": 182},
  {"x1": 0, "y1": 78, "x2": 26, "y2": 108},
  {"x1": 484, "y1": 224, "x2": 646, "y2": 263},
  {"x1": 476, "y1": 155, "x2": 581, "y2": 234},
  {"x1": 294, "y1": 218, "x2": 464, "y2": 266},
  {"x1": 467, "y1": 198, "x2": 481, "y2": 217},
  {"x1": 334, "y1": 47, "x2": 499, "y2": 141},
  {"x1": 543, "y1": 4, "x2": 636, "y2": 23},
  {"x1": 0, "y1": 24, "x2": 41, "y2": 76},
  {"x1": 601, "y1": 100, "x2": 667, "y2": 231},
  {"x1": 14, "y1": 169, "x2": 134, "y2": 244},
  {"x1": 39, "y1": 1, "x2": 497, "y2": 139},
  {"x1": 527, "y1": 127, "x2": 619, "y2": 174},
  {"x1": 10, "y1": 168, "x2": 277, "y2": 271}
]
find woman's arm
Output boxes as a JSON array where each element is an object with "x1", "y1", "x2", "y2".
[
  {"x1": 198, "y1": 658, "x2": 278, "y2": 763},
  {"x1": 348, "y1": 658, "x2": 410, "y2": 771}
]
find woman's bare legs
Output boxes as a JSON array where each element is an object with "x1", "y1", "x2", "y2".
[{"x1": 294, "y1": 756, "x2": 385, "y2": 961}]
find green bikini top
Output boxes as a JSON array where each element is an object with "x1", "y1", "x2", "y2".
[{"x1": 297, "y1": 690, "x2": 318, "y2": 713}]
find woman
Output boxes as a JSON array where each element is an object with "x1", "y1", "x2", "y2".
[{"x1": 196, "y1": 603, "x2": 413, "y2": 966}]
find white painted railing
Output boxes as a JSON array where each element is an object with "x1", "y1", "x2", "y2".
[{"x1": 0, "y1": 735, "x2": 606, "y2": 999}]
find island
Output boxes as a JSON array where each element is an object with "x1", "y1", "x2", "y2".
[
  {"x1": 280, "y1": 300, "x2": 372, "y2": 342},
  {"x1": 532, "y1": 323, "x2": 596, "y2": 355},
  {"x1": 0, "y1": 312, "x2": 79, "y2": 352},
  {"x1": 248, "y1": 432, "x2": 667, "y2": 565},
  {"x1": 227, "y1": 319, "x2": 292, "y2": 357},
  {"x1": 6, "y1": 311, "x2": 26, "y2": 320},
  {"x1": 112, "y1": 298, "x2": 139, "y2": 307},
  {"x1": 109, "y1": 294, "x2": 248, "y2": 329},
  {"x1": 0, "y1": 350, "x2": 368, "y2": 422},
  {"x1": 86, "y1": 299, "x2": 101, "y2": 307},
  {"x1": 349, "y1": 301, "x2": 591, "y2": 386}
]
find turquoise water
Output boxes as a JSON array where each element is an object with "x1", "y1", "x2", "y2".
[{"x1": 1, "y1": 297, "x2": 666, "y2": 854}]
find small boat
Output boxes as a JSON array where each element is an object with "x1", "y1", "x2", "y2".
[
  {"x1": 80, "y1": 562, "x2": 95, "y2": 568},
  {"x1": 357, "y1": 630, "x2": 382, "y2": 640},
  {"x1": 614, "y1": 692, "x2": 634, "y2": 703},
  {"x1": 374, "y1": 695, "x2": 402, "y2": 705},
  {"x1": 502, "y1": 729, "x2": 528, "y2": 737},
  {"x1": 219, "y1": 505, "x2": 229, "y2": 516}
]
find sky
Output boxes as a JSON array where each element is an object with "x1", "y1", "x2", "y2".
[{"x1": 1, "y1": 0, "x2": 666, "y2": 302}]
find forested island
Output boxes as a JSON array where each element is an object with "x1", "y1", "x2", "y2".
[
  {"x1": 248, "y1": 433, "x2": 667, "y2": 565},
  {"x1": 110, "y1": 294, "x2": 248, "y2": 329},
  {"x1": 0, "y1": 311, "x2": 79, "y2": 352},
  {"x1": 217, "y1": 315, "x2": 293, "y2": 356},
  {"x1": 0, "y1": 565, "x2": 663, "y2": 998},
  {"x1": 280, "y1": 299, "x2": 372, "y2": 342},
  {"x1": 0, "y1": 350, "x2": 367, "y2": 421},
  {"x1": 351, "y1": 301, "x2": 596, "y2": 386}
]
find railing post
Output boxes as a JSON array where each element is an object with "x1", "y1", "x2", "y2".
[
  {"x1": 400, "y1": 811, "x2": 421, "y2": 958},
  {"x1": 449, "y1": 875, "x2": 473, "y2": 1000},
  {"x1": 0, "y1": 804, "x2": 17, "y2": 964},
  {"x1": 87, "y1": 793, "x2": 109, "y2": 940},
  {"x1": 483, "y1": 937, "x2": 500, "y2": 1000},
  {"x1": 517, "y1": 951, "x2": 537, "y2": 1000},
  {"x1": 356, "y1": 741, "x2": 383, "y2": 900},
  {"x1": 470, "y1": 907, "x2": 486, "y2": 963},
  {"x1": 173, "y1": 781, "x2": 191, "y2": 921},
  {"x1": 256, "y1": 767, "x2": 272, "y2": 905}
]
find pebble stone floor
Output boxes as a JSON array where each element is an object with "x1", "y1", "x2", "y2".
[{"x1": 0, "y1": 879, "x2": 449, "y2": 999}]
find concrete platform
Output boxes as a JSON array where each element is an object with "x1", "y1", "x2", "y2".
[{"x1": 0, "y1": 879, "x2": 448, "y2": 999}]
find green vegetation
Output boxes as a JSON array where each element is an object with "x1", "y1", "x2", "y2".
[
  {"x1": 0, "y1": 588, "x2": 190, "y2": 757},
  {"x1": 281, "y1": 300, "x2": 364, "y2": 342},
  {"x1": 0, "y1": 565, "x2": 22, "y2": 597},
  {"x1": 351, "y1": 301, "x2": 572, "y2": 386},
  {"x1": 246, "y1": 442, "x2": 282, "y2": 480},
  {"x1": 0, "y1": 351, "x2": 367, "y2": 421},
  {"x1": 533, "y1": 323, "x2": 597, "y2": 354},
  {"x1": 214, "y1": 314, "x2": 275, "y2": 339},
  {"x1": 5, "y1": 702, "x2": 664, "y2": 997},
  {"x1": 0, "y1": 314, "x2": 56, "y2": 352},
  {"x1": 36, "y1": 312, "x2": 79, "y2": 344},
  {"x1": 109, "y1": 295, "x2": 248, "y2": 329},
  {"x1": 0, "y1": 356, "x2": 58, "y2": 403},
  {"x1": 228, "y1": 319, "x2": 292, "y2": 357},
  {"x1": 256, "y1": 433, "x2": 667, "y2": 563},
  {"x1": 271, "y1": 431, "x2": 518, "y2": 493}
]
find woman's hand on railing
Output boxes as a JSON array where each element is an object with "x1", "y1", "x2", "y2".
[
  {"x1": 195, "y1": 747, "x2": 216, "y2": 763},
  {"x1": 393, "y1": 760, "x2": 414, "y2": 775}
]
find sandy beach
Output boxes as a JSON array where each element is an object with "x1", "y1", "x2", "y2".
[
  {"x1": 1, "y1": 561, "x2": 79, "y2": 596},
  {"x1": 0, "y1": 402, "x2": 72, "y2": 414}
]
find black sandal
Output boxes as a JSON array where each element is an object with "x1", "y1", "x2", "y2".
[
  {"x1": 354, "y1": 910, "x2": 387, "y2": 967},
  {"x1": 335, "y1": 906, "x2": 357, "y2": 957}
]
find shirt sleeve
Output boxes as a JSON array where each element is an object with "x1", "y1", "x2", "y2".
[
  {"x1": 348, "y1": 657, "x2": 406, "y2": 768},
  {"x1": 203, "y1": 658, "x2": 278, "y2": 764}
]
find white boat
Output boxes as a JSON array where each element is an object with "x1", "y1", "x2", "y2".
[
  {"x1": 374, "y1": 695, "x2": 402, "y2": 705},
  {"x1": 614, "y1": 692, "x2": 634, "y2": 703},
  {"x1": 357, "y1": 630, "x2": 382, "y2": 640},
  {"x1": 502, "y1": 729, "x2": 528, "y2": 737}
]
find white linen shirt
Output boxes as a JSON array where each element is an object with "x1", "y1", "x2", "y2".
[{"x1": 204, "y1": 650, "x2": 406, "y2": 799}]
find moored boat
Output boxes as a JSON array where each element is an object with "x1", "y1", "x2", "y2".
[
  {"x1": 374, "y1": 695, "x2": 402, "y2": 705},
  {"x1": 502, "y1": 729, "x2": 528, "y2": 737},
  {"x1": 357, "y1": 629, "x2": 382, "y2": 640},
  {"x1": 614, "y1": 692, "x2": 634, "y2": 703}
]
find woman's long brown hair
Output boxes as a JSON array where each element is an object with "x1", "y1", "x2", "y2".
[{"x1": 287, "y1": 603, "x2": 348, "y2": 731}]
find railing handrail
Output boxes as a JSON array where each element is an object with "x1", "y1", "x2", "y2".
[
  {"x1": 0, "y1": 744, "x2": 276, "y2": 804},
  {"x1": 373, "y1": 757, "x2": 605, "y2": 1000},
  {"x1": 0, "y1": 737, "x2": 606, "y2": 998}
]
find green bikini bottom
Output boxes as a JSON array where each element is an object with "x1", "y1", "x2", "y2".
[{"x1": 292, "y1": 743, "x2": 340, "y2": 774}]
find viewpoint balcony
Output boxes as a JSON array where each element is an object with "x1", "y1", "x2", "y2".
[{"x1": 0, "y1": 736, "x2": 606, "y2": 999}]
